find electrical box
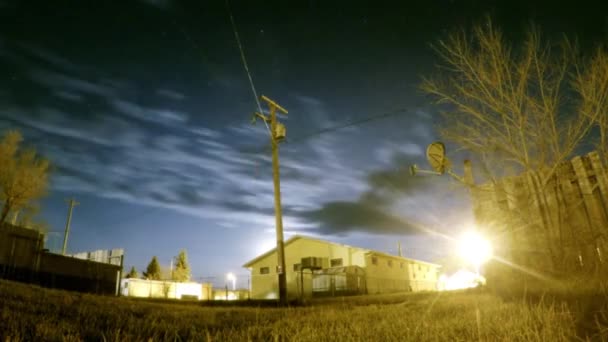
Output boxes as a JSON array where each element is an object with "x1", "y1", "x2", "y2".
[{"x1": 274, "y1": 122, "x2": 286, "y2": 141}]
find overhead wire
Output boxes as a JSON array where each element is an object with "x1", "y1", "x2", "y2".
[
  {"x1": 286, "y1": 107, "x2": 410, "y2": 145},
  {"x1": 225, "y1": 0, "x2": 271, "y2": 136},
  {"x1": 63, "y1": 7, "x2": 413, "y2": 237},
  {"x1": 240, "y1": 106, "x2": 412, "y2": 156},
  {"x1": 80, "y1": 4, "x2": 267, "y2": 230}
]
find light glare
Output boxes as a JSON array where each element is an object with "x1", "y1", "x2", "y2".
[
  {"x1": 457, "y1": 231, "x2": 492, "y2": 268},
  {"x1": 438, "y1": 269, "x2": 486, "y2": 291}
]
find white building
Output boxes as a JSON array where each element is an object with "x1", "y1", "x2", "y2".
[
  {"x1": 120, "y1": 278, "x2": 212, "y2": 300},
  {"x1": 243, "y1": 235, "x2": 441, "y2": 300}
]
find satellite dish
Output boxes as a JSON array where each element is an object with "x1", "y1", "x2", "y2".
[{"x1": 426, "y1": 142, "x2": 450, "y2": 174}]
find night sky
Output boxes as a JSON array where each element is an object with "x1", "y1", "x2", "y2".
[{"x1": 1, "y1": 0, "x2": 606, "y2": 286}]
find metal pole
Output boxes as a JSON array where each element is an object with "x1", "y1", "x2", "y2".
[{"x1": 62, "y1": 198, "x2": 79, "y2": 255}]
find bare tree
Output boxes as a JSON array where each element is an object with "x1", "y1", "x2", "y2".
[
  {"x1": 14, "y1": 204, "x2": 49, "y2": 232},
  {"x1": 421, "y1": 17, "x2": 608, "y2": 279},
  {"x1": 421, "y1": 18, "x2": 606, "y2": 182},
  {"x1": 574, "y1": 47, "x2": 608, "y2": 161},
  {"x1": 0, "y1": 131, "x2": 50, "y2": 225}
]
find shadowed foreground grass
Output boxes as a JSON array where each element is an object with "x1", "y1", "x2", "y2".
[{"x1": 0, "y1": 280, "x2": 603, "y2": 341}]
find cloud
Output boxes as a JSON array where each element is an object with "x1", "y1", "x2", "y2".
[
  {"x1": 156, "y1": 89, "x2": 185, "y2": 101},
  {"x1": 28, "y1": 68, "x2": 115, "y2": 98},
  {"x1": 304, "y1": 201, "x2": 421, "y2": 235},
  {"x1": 109, "y1": 99, "x2": 188, "y2": 126},
  {"x1": 300, "y1": 151, "x2": 435, "y2": 235},
  {"x1": 1, "y1": 43, "x2": 449, "y2": 239},
  {"x1": 367, "y1": 165, "x2": 428, "y2": 192}
]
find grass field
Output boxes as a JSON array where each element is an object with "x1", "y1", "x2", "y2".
[{"x1": 1, "y1": 280, "x2": 606, "y2": 341}]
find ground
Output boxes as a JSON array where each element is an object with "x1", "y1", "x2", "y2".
[{"x1": 1, "y1": 280, "x2": 606, "y2": 341}]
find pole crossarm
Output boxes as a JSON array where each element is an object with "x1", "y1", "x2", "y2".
[{"x1": 261, "y1": 95, "x2": 288, "y2": 115}]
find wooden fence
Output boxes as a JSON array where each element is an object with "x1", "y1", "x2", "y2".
[
  {"x1": 0, "y1": 224, "x2": 122, "y2": 295},
  {"x1": 470, "y1": 151, "x2": 608, "y2": 285}
]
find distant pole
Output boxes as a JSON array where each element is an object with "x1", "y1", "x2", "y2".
[
  {"x1": 11, "y1": 210, "x2": 19, "y2": 225},
  {"x1": 398, "y1": 241, "x2": 402, "y2": 257},
  {"x1": 62, "y1": 198, "x2": 79, "y2": 255},
  {"x1": 253, "y1": 95, "x2": 289, "y2": 305}
]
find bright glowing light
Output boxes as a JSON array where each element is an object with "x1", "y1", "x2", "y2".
[
  {"x1": 264, "y1": 292, "x2": 277, "y2": 300},
  {"x1": 214, "y1": 293, "x2": 237, "y2": 300},
  {"x1": 457, "y1": 231, "x2": 493, "y2": 269},
  {"x1": 255, "y1": 238, "x2": 276, "y2": 256},
  {"x1": 438, "y1": 269, "x2": 486, "y2": 291},
  {"x1": 226, "y1": 272, "x2": 236, "y2": 290}
]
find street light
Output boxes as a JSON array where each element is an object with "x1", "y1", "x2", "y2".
[
  {"x1": 226, "y1": 272, "x2": 236, "y2": 291},
  {"x1": 457, "y1": 231, "x2": 493, "y2": 274}
]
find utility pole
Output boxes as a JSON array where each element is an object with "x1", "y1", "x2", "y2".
[
  {"x1": 253, "y1": 95, "x2": 288, "y2": 305},
  {"x1": 11, "y1": 210, "x2": 19, "y2": 225},
  {"x1": 62, "y1": 198, "x2": 79, "y2": 255}
]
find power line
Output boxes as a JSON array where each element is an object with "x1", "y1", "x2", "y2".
[
  {"x1": 168, "y1": 3, "x2": 270, "y2": 136},
  {"x1": 241, "y1": 106, "x2": 411, "y2": 156},
  {"x1": 286, "y1": 107, "x2": 410, "y2": 144},
  {"x1": 225, "y1": 0, "x2": 271, "y2": 136},
  {"x1": 167, "y1": 5, "x2": 411, "y2": 151}
]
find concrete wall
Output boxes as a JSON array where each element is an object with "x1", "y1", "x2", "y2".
[
  {"x1": 121, "y1": 279, "x2": 212, "y2": 300},
  {"x1": 212, "y1": 289, "x2": 249, "y2": 300}
]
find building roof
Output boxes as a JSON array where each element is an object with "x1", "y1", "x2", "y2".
[
  {"x1": 242, "y1": 235, "x2": 367, "y2": 268},
  {"x1": 242, "y1": 235, "x2": 440, "y2": 268}
]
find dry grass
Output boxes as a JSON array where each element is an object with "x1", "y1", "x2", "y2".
[{"x1": 1, "y1": 280, "x2": 605, "y2": 341}]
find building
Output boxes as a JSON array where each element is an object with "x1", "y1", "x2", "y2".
[
  {"x1": 70, "y1": 249, "x2": 124, "y2": 266},
  {"x1": 120, "y1": 278, "x2": 212, "y2": 300},
  {"x1": 243, "y1": 235, "x2": 441, "y2": 299}
]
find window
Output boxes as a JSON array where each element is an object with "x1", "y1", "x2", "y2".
[
  {"x1": 330, "y1": 258, "x2": 343, "y2": 267},
  {"x1": 418, "y1": 265, "x2": 421, "y2": 271},
  {"x1": 400, "y1": 262, "x2": 404, "y2": 269},
  {"x1": 260, "y1": 267, "x2": 270, "y2": 274},
  {"x1": 293, "y1": 264, "x2": 301, "y2": 271},
  {"x1": 413, "y1": 273, "x2": 417, "y2": 279},
  {"x1": 387, "y1": 260, "x2": 393, "y2": 267},
  {"x1": 371, "y1": 256, "x2": 378, "y2": 265}
]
